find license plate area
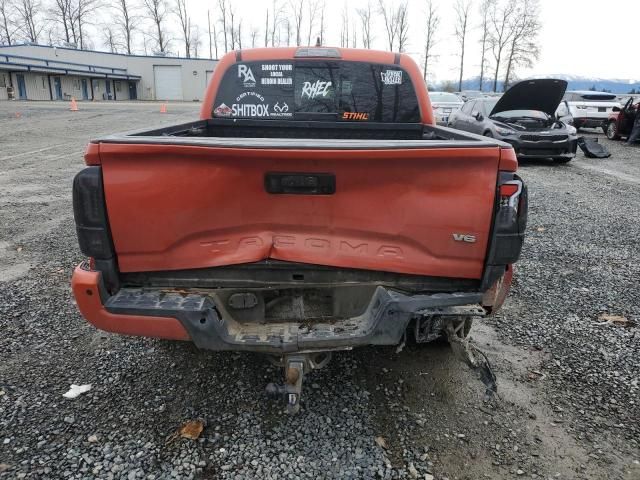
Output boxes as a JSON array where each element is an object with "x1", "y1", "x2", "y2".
[{"x1": 265, "y1": 172, "x2": 336, "y2": 195}]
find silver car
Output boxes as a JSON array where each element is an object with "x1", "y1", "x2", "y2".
[{"x1": 429, "y1": 92, "x2": 464, "y2": 125}]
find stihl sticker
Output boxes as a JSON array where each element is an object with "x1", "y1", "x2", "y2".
[
  {"x1": 380, "y1": 70, "x2": 403, "y2": 85},
  {"x1": 342, "y1": 112, "x2": 369, "y2": 121},
  {"x1": 301, "y1": 80, "x2": 332, "y2": 99}
]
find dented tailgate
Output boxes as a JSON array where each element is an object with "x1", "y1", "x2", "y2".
[{"x1": 99, "y1": 141, "x2": 500, "y2": 279}]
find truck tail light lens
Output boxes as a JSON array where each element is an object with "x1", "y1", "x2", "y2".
[
  {"x1": 73, "y1": 167, "x2": 114, "y2": 260},
  {"x1": 499, "y1": 179, "x2": 523, "y2": 211}
]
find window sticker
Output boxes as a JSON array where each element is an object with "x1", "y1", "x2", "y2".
[
  {"x1": 342, "y1": 112, "x2": 369, "y2": 121},
  {"x1": 214, "y1": 103, "x2": 232, "y2": 117},
  {"x1": 273, "y1": 101, "x2": 293, "y2": 117},
  {"x1": 301, "y1": 80, "x2": 333, "y2": 99},
  {"x1": 260, "y1": 63, "x2": 293, "y2": 86},
  {"x1": 238, "y1": 64, "x2": 256, "y2": 87},
  {"x1": 380, "y1": 70, "x2": 403, "y2": 85}
]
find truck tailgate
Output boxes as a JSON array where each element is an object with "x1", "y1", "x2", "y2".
[{"x1": 99, "y1": 142, "x2": 500, "y2": 279}]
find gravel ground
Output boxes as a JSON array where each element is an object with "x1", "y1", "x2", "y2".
[{"x1": 0, "y1": 102, "x2": 639, "y2": 480}]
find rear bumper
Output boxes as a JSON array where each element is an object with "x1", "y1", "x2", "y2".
[
  {"x1": 573, "y1": 117, "x2": 607, "y2": 128},
  {"x1": 72, "y1": 264, "x2": 507, "y2": 353},
  {"x1": 71, "y1": 265, "x2": 190, "y2": 341}
]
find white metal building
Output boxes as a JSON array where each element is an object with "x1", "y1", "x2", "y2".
[{"x1": 0, "y1": 44, "x2": 218, "y2": 102}]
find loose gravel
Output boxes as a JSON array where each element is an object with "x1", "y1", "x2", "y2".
[{"x1": 1, "y1": 103, "x2": 639, "y2": 480}]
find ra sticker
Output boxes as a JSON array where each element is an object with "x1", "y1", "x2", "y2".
[
  {"x1": 238, "y1": 64, "x2": 256, "y2": 87},
  {"x1": 380, "y1": 70, "x2": 403, "y2": 85},
  {"x1": 301, "y1": 80, "x2": 332, "y2": 99}
]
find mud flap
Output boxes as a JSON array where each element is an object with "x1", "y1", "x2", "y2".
[{"x1": 446, "y1": 323, "x2": 497, "y2": 399}]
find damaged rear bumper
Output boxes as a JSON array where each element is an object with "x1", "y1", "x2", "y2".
[{"x1": 72, "y1": 264, "x2": 487, "y2": 354}]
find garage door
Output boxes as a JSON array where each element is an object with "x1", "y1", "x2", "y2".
[{"x1": 154, "y1": 65, "x2": 183, "y2": 100}]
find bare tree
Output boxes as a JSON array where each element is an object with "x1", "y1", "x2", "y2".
[
  {"x1": 305, "y1": 0, "x2": 319, "y2": 45},
  {"x1": 264, "y1": 8, "x2": 268, "y2": 46},
  {"x1": 0, "y1": 0, "x2": 18, "y2": 45},
  {"x1": 75, "y1": 0, "x2": 100, "y2": 49},
  {"x1": 503, "y1": 0, "x2": 540, "y2": 89},
  {"x1": 50, "y1": 0, "x2": 75, "y2": 44},
  {"x1": 174, "y1": 0, "x2": 191, "y2": 57},
  {"x1": 284, "y1": 17, "x2": 291, "y2": 45},
  {"x1": 190, "y1": 24, "x2": 202, "y2": 57},
  {"x1": 228, "y1": 2, "x2": 235, "y2": 48},
  {"x1": 16, "y1": 0, "x2": 45, "y2": 43},
  {"x1": 102, "y1": 25, "x2": 119, "y2": 52},
  {"x1": 250, "y1": 26, "x2": 258, "y2": 47},
  {"x1": 454, "y1": 0, "x2": 472, "y2": 91},
  {"x1": 207, "y1": 9, "x2": 213, "y2": 58},
  {"x1": 396, "y1": 1, "x2": 409, "y2": 52},
  {"x1": 270, "y1": 0, "x2": 284, "y2": 46},
  {"x1": 217, "y1": 0, "x2": 228, "y2": 52},
  {"x1": 339, "y1": 3, "x2": 349, "y2": 47},
  {"x1": 143, "y1": 0, "x2": 169, "y2": 53},
  {"x1": 422, "y1": 0, "x2": 439, "y2": 81},
  {"x1": 236, "y1": 19, "x2": 242, "y2": 49},
  {"x1": 489, "y1": 0, "x2": 516, "y2": 92},
  {"x1": 478, "y1": 0, "x2": 493, "y2": 90},
  {"x1": 113, "y1": 0, "x2": 138, "y2": 54},
  {"x1": 317, "y1": 0, "x2": 324, "y2": 44},
  {"x1": 356, "y1": 1, "x2": 373, "y2": 49},
  {"x1": 289, "y1": 0, "x2": 303, "y2": 46},
  {"x1": 377, "y1": 0, "x2": 396, "y2": 51}
]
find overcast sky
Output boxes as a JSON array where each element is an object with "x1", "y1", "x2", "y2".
[{"x1": 176, "y1": 0, "x2": 638, "y2": 81}]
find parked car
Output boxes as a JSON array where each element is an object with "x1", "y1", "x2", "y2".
[
  {"x1": 71, "y1": 47, "x2": 527, "y2": 413},
  {"x1": 447, "y1": 79, "x2": 577, "y2": 163},
  {"x1": 557, "y1": 91, "x2": 621, "y2": 131},
  {"x1": 429, "y1": 91, "x2": 464, "y2": 125},
  {"x1": 459, "y1": 90, "x2": 484, "y2": 102},
  {"x1": 604, "y1": 96, "x2": 639, "y2": 140}
]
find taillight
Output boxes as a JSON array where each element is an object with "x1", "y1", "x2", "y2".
[
  {"x1": 72, "y1": 167, "x2": 114, "y2": 260},
  {"x1": 499, "y1": 180, "x2": 523, "y2": 211}
]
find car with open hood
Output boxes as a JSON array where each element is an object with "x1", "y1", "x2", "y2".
[{"x1": 448, "y1": 79, "x2": 578, "y2": 163}]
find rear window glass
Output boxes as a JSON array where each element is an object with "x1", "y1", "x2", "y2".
[
  {"x1": 212, "y1": 60, "x2": 420, "y2": 123},
  {"x1": 430, "y1": 92, "x2": 461, "y2": 103}
]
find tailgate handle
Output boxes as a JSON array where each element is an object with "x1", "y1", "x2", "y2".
[{"x1": 265, "y1": 172, "x2": 336, "y2": 195}]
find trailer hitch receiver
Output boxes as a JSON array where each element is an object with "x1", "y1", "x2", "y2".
[{"x1": 266, "y1": 352, "x2": 332, "y2": 414}]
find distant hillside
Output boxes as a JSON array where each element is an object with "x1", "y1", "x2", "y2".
[{"x1": 437, "y1": 75, "x2": 640, "y2": 94}]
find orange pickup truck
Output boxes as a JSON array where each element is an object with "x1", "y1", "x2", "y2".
[{"x1": 72, "y1": 47, "x2": 527, "y2": 412}]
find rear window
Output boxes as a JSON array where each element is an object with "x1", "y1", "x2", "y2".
[
  {"x1": 565, "y1": 92, "x2": 618, "y2": 102},
  {"x1": 212, "y1": 60, "x2": 420, "y2": 123},
  {"x1": 430, "y1": 92, "x2": 461, "y2": 103}
]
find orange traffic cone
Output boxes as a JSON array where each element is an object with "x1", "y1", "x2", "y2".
[
  {"x1": 15, "y1": 112, "x2": 21, "y2": 118},
  {"x1": 70, "y1": 97, "x2": 78, "y2": 111},
  {"x1": 160, "y1": 103, "x2": 167, "y2": 113}
]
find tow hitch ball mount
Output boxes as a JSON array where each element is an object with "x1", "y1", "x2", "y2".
[{"x1": 266, "y1": 352, "x2": 332, "y2": 414}]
